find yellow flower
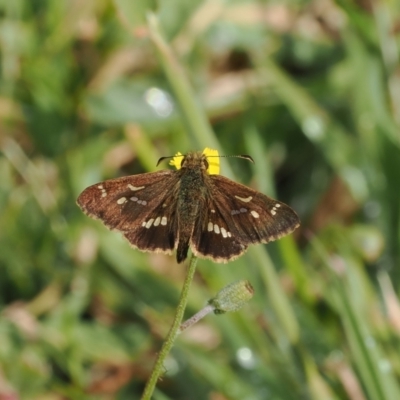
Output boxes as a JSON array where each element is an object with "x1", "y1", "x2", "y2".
[
  {"x1": 202, "y1": 147, "x2": 219, "y2": 175},
  {"x1": 169, "y1": 152, "x2": 184, "y2": 169},
  {"x1": 169, "y1": 148, "x2": 220, "y2": 175}
]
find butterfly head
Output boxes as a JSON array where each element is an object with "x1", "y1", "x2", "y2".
[
  {"x1": 170, "y1": 148, "x2": 220, "y2": 175},
  {"x1": 180, "y1": 151, "x2": 208, "y2": 171}
]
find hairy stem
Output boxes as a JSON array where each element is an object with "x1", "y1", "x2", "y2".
[
  {"x1": 178, "y1": 304, "x2": 214, "y2": 335},
  {"x1": 141, "y1": 254, "x2": 198, "y2": 400}
]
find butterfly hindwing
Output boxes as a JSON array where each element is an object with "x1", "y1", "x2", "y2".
[
  {"x1": 77, "y1": 170, "x2": 180, "y2": 254},
  {"x1": 191, "y1": 204, "x2": 248, "y2": 262}
]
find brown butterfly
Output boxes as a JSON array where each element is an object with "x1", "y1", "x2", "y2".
[{"x1": 77, "y1": 149, "x2": 300, "y2": 263}]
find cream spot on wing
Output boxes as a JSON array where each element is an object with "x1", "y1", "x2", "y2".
[
  {"x1": 227, "y1": 232, "x2": 232, "y2": 237},
  {"x1": 128, "y1": 184, "x2": 145, "y2": 191},
  {"x1": 154, "y1": 217, "x2": 161, "y2": 226},
  {"x1": 235, "y1": 195, "x2": 253, "y2": 203},
  {"x1": 161, "y1": 216, "x2": 167, "y2": 226},
  {"x1": 207, "y1": 222, "x2": 213, "y2": 232},
  {"x1": 211, "y1": 209, "x2": 215, "y2": 213},
  {"x1": 251, "y1": 210, "x2": 259, "y2": 218},
  {"x1": 214, "y1": 224, "x2": 220, "y2": 234},
  {"x1": 117, "y1": 197, "x2": 127, "y2": 205},
  {"x1": 270, "y1": 203, "x2": 281, "y2": 215},
  {"x1": 221, "y1": 227, "x2": 228, "y2": 238},
  {"x1": 142, "y1": 221, "x2": 146, "y2": 227},
  {"x1": 145, "y1": 219, "x2": 154, "y2": 228},
  {"x1": 97, "y1": 185, "x2": 107, "y2": 197}
]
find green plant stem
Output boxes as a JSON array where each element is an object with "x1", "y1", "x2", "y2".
[{"x1": 141, "y1": 254, "x2": 198, "y2": 400}]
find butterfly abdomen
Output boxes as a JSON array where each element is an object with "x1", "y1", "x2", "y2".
[{"x1": 176, "y1": 166, "x2": 207, "y2": 263}]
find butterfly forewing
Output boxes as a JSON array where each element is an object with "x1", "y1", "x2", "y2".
[
  {"x1": 190, "y1": 174, "x2": 300, "y2": 262},
  {"x1": 210, "y1": 175, "x2": 299, "y2": 242},
  {"x1": 77, "y1": 170, "x2": 180, "y2": 255}
]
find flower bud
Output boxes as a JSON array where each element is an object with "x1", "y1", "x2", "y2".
[{"x1": 209, "y1": 280, "x2": 254, "y2": 314}]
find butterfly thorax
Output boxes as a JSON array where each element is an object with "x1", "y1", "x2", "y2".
[{"x1": 175, "y1": 152, "x2": 209, "y2": 262}]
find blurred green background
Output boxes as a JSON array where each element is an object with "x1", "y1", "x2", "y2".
[{"x1": 1, "y1": 0, "x2": 400, "y2": 399}]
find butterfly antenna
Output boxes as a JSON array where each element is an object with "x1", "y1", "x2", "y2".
[
  {"x1": 157, "y1": 153, "x2": 254, "y2": 166},
  {"x1": 214, "y1": 154, "x2": 255, "y2": 163},
  {"x1": 156, "y1": 156, "x2": 174, "y2": 166}
]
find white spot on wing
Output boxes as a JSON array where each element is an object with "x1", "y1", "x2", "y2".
[
  {"x1": 128, "y1": 184, "x2": 145, "y2": 191},
  {"x1": 117, "y1": 197, "x2": 127, "y2": 205},
  {"x1": 97, "y1": 185, "x2": 107, "y2": 197},
  {"x1": 251, "y1": 210, "x2": 259, "y2": 218},
  {"x1": 270, "y1": 202, "x2": 281, "y2": 215},
  {"x1": 214, "y1": 224, "x2": 220, "y2": 234},
  {"x1": 145, "y1": 219, "x2": 154, "y2": 228},
  {"x1": 221, "y1": 227, "x2": 228, "y2": 238},
  {"x1": 154, "y1": 217, "x2": 161, "y2": 226},
  {"x1": 235, "y1": 195, "x2": 253, "y2": 203},
  {"x1": 207, "y1": 222, "x2": 213, "y2": 232},
  {"x1": 161, "y1": 216, "x2": 167, "y2": 226}
]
